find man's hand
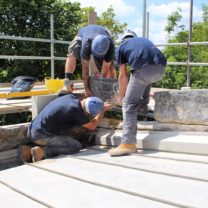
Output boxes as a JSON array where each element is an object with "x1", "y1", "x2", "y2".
[
  {"x1": 104, "y1": 102, "x2": 113, "y2": 111},
  {"x1": 117, "y1": 64, "x2": 128, "y2": 103},
  {"x1": 58, "y1": 80, "x2": 73, "y2": 96},
  {"x1": 108, "y1": 95, "x2": 123, "y2": 106},
  {"x1": 114, "y1": 98, "x2": 123, "y2": 106}
]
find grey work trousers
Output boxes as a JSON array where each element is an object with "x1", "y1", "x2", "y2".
[{"x1": 122, "y1": 64, "x2": 165, "y2": 144}]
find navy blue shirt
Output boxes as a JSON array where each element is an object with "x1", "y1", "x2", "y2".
[
  {"x1": 78, "y1": 24, "x2": 114, "y2": 64},
  {"x1": 29, "y1": 94, "x2": 89, "y2": 139},
  {"x1": 115, "y1": 37, "x2": 167, "y2": 71}
]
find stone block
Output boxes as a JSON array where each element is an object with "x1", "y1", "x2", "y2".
[
  {"x1": 32, "y1": 93, "x2": 84, "y2": 119},
  {"x1": 89, "y1": 76, "x2": 118, "y2": 102},
  {"x1": 0, "y1": 123, "x2": 30, "y2": 152},
  {"x1": 154, "y1": 90, "x2": 208, "y2": 125},
  {"x1": 32, "y1": 94, "x2": 58, "y2": 119}
]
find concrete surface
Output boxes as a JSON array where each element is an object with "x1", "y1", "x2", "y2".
[
  {"x1": 0, "y1": 147, "x2": 208, "y2": 208},
  {"x1": 95, "y1": 129, "x2": 208, "y2": 155}
]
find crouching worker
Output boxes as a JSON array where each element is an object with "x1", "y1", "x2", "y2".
[{"x1": 19, "y1": 94, "x2": 112, "y2": 163}]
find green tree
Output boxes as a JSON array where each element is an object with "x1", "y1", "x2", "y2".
[
  {"x1": 78, "y1": 6, "x2": 95, "y2": 28},
  {"x1": 202, "y1": 4, "x2": 208, "y2": 22},
  {"x1": 0, "y1": 2, "x2": 127, "y2": 82},
  {"x1": 96, "y1": 6, "x2": 127, "y2": 42},
  {"x1": 165, "y1": 8, "x2": 185, "y2": 35},
  {"x1": 78, "y1": 6, "x2": 127, "y2": 42},
  {"x1": 155, "y1": 5, "x2": 208, "y2": 89},
  {"x1": 0, "y1": 0, "x2": 82, "y2": 82}
]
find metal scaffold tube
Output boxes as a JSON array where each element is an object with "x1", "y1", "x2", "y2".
[
  {"x1": 142, "y1": 0, "x2": 147, "y2": 37},
  {"x1": 187, "y1": 0, "x2": 193, "y2": 87},
  {"x1": 50, "y1": 14, "x2": 55, "y2": 78}
]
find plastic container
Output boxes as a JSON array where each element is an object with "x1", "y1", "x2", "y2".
[{"x1": 45, "y1": 78, "x2": 64, "y2": 93}]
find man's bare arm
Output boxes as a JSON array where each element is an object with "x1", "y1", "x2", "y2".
[
  {"x1": 117, "y1": 64, "x2": 128, "y2": 104},
  {"x1": 81, "y1": 59, "x2": 92, "y2": 97},
  {"x1": 82, "y1": 112, "x2": 104, "y2": 130},
  {"x1": 82, "y1": 103, "x2": 112, "y2": 130}
]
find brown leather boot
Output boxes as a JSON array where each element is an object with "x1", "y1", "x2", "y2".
[
  {"x1": 31, "y1": 146, "x2": 45, "y2": 162},
  {"x1": 108, "y1": 144, "x2": 137, "y2": 156},
  {"x1": 19, "y1": 145, "x2": 32, "y2": 163}
]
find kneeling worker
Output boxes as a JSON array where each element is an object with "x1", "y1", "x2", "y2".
[{"x1": 20, "y1": 95, "x2": 111, "y2": 162}]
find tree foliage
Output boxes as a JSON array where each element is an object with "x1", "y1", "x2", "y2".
[
  {"x1": 96, "y1": 6, "x2": 127, "y2": 42},
  {"x1": 0, "y1": 1, "x2": 127, "y2": 82},
  {"x1": 78, "y1": 6, "x2": 127, "y2": 42},
  {"x1": 0, "y1": 0, "x2": 82, "y2": 82},
  {"x1": 155, "y1": 5, "x2": 208, "y2": 90},
  {"x1": 165, "y1": 8, "x2": 185, "y2": 35},
  {"x1": 202, "y1": 4, "x2": 208, "y2": 23}
]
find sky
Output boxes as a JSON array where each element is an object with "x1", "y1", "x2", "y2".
[{"x1": 70, "y1": 0, "x2": 207, "y2": 44}]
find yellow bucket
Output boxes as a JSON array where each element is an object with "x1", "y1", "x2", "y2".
[{"x1": 45, "y1": 78, "x2": 64, "y2": 93}]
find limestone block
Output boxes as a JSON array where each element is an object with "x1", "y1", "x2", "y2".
[
  {"x1": 89, "y1": 76, "x2": 118, "y2": 101},
  {"x1": 0, "y1": 123, "x2": 30, "y2": 151},
  {"x1": 32, "y1": 94, "x2": 58, "y2": 119},
  {"x1": 154, "y1": 90, "x2": 208, "y2": 125},
  {"x1": 32, "y1": 93, "x2": 83, "y2": 119}
]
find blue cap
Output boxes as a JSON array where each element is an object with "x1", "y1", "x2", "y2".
[
  {"x1": 92, "y1": 35, "x2": 110, "y2": 58},
  {"x1": 84, "y1": 97, "x2": 104, "y2": 116}
]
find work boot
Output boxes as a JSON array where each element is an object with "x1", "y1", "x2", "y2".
[
  {"x1": 18, "y1": 145, "x2": 32, "y2": 163},
  {"x1": 58, "y1": 78, "x2": 73, "y2": 95},
  {"x1": 31, "y1": 146, "x2": 45, "y2": 162},
  {"x1": 108, "y1": 144, "x2": 137, "y2": 156}
]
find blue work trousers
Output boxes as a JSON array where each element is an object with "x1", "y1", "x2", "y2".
[{"x1": 28, "y1": 130, "x2": 82, "y2": 158}]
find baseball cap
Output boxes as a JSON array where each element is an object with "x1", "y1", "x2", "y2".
[
  {"x1": 84, "y1": 97, "x2": 104, "y2": 116},
  {"x1": 92, "y1": 35, "x2": 110, "y2": 58}
]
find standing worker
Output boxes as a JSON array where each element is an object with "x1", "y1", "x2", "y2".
[
  {"x1": 59, "y1": 24, "x2": 116, "y2": 97},
  {"x1": 19, "y1": 94, "x2": 112, "y2": 162},
  {"x1": 109, "y1": 30, "x2": 167, "y2": 156}
]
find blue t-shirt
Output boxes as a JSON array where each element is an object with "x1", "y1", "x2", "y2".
[
  {"x1": 115, "y1": 37, "x2": 167, "y2": 71},
  {"x1": 78, "y1": 24, "x2": 114, "y2": 64},
  {"x1": 29, "y1": 94, "x2": 89, "y2": 139}
]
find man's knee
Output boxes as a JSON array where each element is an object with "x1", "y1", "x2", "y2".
[{"x1": 67, "y1": 137, "x2": 82, "y2": 150}]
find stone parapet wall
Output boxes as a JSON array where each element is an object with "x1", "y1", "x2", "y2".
[
  {"x1": 154, "y1": 89, "x2": 208, "y2": 125},
  {"x1": 0, "y1": 123, "x2": 91, "y2": 152},
  {"x1": 0, "y1": 123, "x2": 29, "y2": 152}
]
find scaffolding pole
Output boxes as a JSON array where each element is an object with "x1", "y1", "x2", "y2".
[
  {"x1": 187, "y1": 0, "x2": 193, "y2": 87},
  {"x1": 142, "y1": 0, "x2": 147, "y2": 37},
  {"x1": 146, "y1": 12, "x2": 149, "y2": 39},
  {"x1": 50, "y1": 14, "x2": 55, "y2": 78}
]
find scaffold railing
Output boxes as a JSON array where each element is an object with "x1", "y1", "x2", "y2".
[{"x1": 0, "y1": 14, "x2": 208, "y2": 87}]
